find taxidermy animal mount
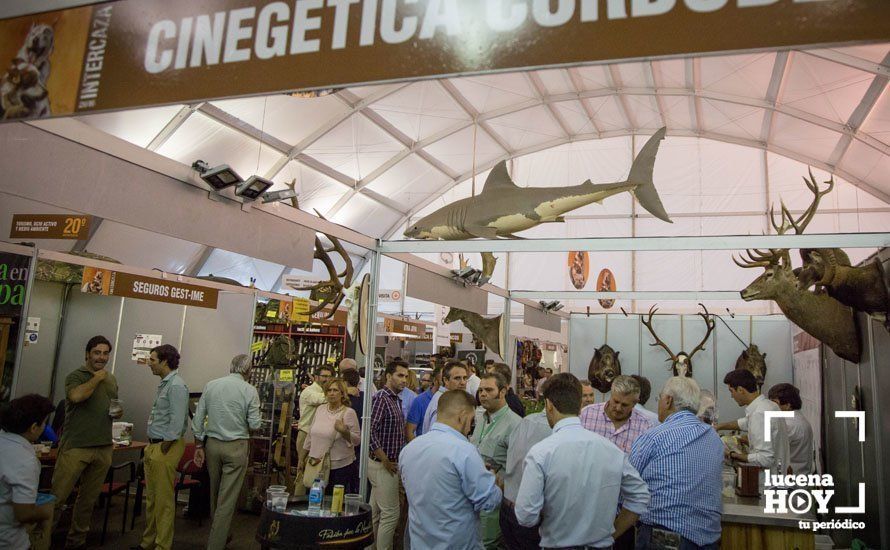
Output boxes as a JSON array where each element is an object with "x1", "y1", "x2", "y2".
[
  {"x1": 796, "y1": 247, "x2": 889, "y2": 330},
  {"x1": 443, "y1": 307, "x2": 504, "y2": 358},
  {"x1": 734, "y1": 344, "x2": 767, "y2": 389},
  {"x1": 641, "y1": 303, "x2": 715, "y2": 377},
  {"x1": 292, "y1": 211, "x2": 354, "y2": 319},
  {"x1": 734, "y1": 173, "x2": 861, "y2": 362},
  {"x1": 587, "y1": 344, "x2": 621, "y2": 393},
  {"x1": 403, "y1": 127, "x2": 672, "y2": 241}
]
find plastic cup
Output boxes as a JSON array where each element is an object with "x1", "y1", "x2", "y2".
[
  {"x1": 266, "y1": 487, "x2": 286, "y2": 508},
  {"x1": 344, "y1": 494, "x2": 362, "y2": 515},
  {"x1": 271, "y1": 491, "x2": 289, "y2": 512}
]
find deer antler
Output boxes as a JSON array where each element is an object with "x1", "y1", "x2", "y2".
[
  {"x1": 292, "y1": 211, "x2": 354, "y2": 319},
  {"x1": 641, "y1": 305, "x2": 678, "y2": 362},
  {"x1": 688, "y1": 303, "x2": 716, "y2": 360}
]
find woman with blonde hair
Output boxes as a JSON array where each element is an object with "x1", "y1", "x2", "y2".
[{"x1": 304, "y1": 377, "x2": 361, "y2": 493}]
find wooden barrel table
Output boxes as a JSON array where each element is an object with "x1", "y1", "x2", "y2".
[{"x1": 256, "y1": 496, "x2": 373, "y2": 549}]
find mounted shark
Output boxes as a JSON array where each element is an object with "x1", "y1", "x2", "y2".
[{"x1": 404, "y1": 127, "x2": 672, "y2": 240}]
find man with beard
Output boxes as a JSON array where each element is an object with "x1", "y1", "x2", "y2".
[
  {"x1": 471, "y1": 373, "x2": 521, "y2": 548},
  {"x1": 421, "y1": 362, "x2": 467, "y2": 434},
  {"x1": 51, "y1": 336, "x2": 122, "y2": 550}
]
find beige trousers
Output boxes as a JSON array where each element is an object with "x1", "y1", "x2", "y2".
[
  {"x1": 293, "y1": 430, "x2": 309, "y2": 496},
  {"x1": 368, "y1": 459, "x2": 400, "y2": 550},
  {"x1": 205, "y1": 438, "x2": 249, "y2": 550},
  {"x1": 50, "y1": 445, "x2": 113, "y2": 548}
]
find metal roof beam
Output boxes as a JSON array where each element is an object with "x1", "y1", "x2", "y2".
[
  {"x1": 800, "y1": 48, "x2": 890, "y2": 78},
  {"x1": 381, "y1": 232, "x2": 890, "y2": 253},
  {"x1": 146, "y1": 104, "x2": 202, "y2": 151},
  {"x1": 437, "y1": 80, "x2": 516, "y2": 155},
  {"x1": 760, "y1": 51, "x2": 791, "y2": 144},
  {"x1": 828, "y1": 51, "x2": 890, "y2": 167},
  {"x1": 607, "y1": 65, "x2": 637, "y2": 129},
  {"x1": 514, "y1": 290, "x2": 742, "y2": 301},
  {"x1": 647, "y1": 61, "x2": 668, "y2": 128},
  {"x1": 566, "y1": 67, "x2": 603, "y2": 136},
  {"x1": 688, "y1": 58, "x2": 703, "y2": 134},
  {"x1": 527, "y1": 72, "x2": 573, "y2": 139}
]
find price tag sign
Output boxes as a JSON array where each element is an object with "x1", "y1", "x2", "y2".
[
  {"x1": 278, "y1": 369, "x2": 294, "y2": 382},
  {"x1": 10, "y1": 214, "x2": 93, "y2": 239},
  {"x1": 251, "y1": 341, "x2": 265, "y2": 353},
  {"x1": 290, "y1": 298, "x2": 310, "y2": 323}
]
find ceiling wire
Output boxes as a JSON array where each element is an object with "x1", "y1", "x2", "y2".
[{"x1": 256, "y1": 97, "x2": 268, "y2": 175}]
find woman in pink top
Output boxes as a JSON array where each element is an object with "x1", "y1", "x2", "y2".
[{"x1": 305, "y1": 377, "x2": 361, "y2": 493}]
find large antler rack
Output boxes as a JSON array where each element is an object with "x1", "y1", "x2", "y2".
[
  {"x1": 733, "y1": 168, "x2": 834, "y2": 270},
  {"x1": 641, "y1": 305, "x2": 678, "y2": 363},
  {"x1": 687, "y1": 303, "x2": 716, "y2": 360},
  {"x1": 293, "y1": 211, "x2": 354, "y2": 319}
]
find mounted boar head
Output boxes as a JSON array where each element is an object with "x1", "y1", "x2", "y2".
[
  {"x1": 735, "y1": 344, "x2": 767, "y2": 389},
  {"x1": 587, "y1": 344, "x2": 621, "y2": 393},
  {"x1": 641, "y1": 303, "x2": 715, "y2": 377}
]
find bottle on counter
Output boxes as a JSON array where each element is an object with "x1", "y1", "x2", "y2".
[{"x1": 309, "y1": 478, "x2": 324, "y2": 514}]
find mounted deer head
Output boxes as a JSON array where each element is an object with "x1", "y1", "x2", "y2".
[
  {"x1": 292, "y1": 211, "x2": 354, "y2": 319},
  {"x1": 735, "y1": 170, "x2": 861, "y2": 362},
  {"x1": 641, "y1": 303, "x2": 715, "y2": 377},
  {"x1": 443, "y1": 307, "x2": 503, "y2": 358}
]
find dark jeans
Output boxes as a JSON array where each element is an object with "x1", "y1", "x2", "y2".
[
  {"x1": 499, "y1": 500, "x2": 541, "y2": 550},
  {"x1": 634, "y1": 524, "x2": 719, "y2": 550},
  {"x1": 327, "y1": 460, "x2": 359, "y2": 494}
]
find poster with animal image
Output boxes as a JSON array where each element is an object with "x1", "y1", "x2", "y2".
[
  {"x1": 596, "y1": 269, "x2": 616, "y2": 309},
  {"x1": 79, "y1": 266, "x2": 111, "y2": 295},
  {"x1": 0, "y1": 8, "x2": 91, "y2": 120},
  {"x1": 567, "y1": 251, "x2": 589, "y2": 290}
]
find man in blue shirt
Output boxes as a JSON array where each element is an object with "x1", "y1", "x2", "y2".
[
  {"x1": 406, "y1": 366, "x2": 440, "y2": 440},
  {"x1": 400, "y1": 390, "x2": 502, "y2": 550},
  {"x1": 630, "y1": 376, "x2": 723, "y2": 549},
  {"x1": 515, "y1": 373, "x2": 649, "y2": 549},
  {"x1": 134, "y1": 344, "x2": 189, "y2": 550}
]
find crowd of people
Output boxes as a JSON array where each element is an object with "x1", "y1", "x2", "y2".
[{"x1": 0, "y1": 335, "x2": 815, "y2": 550}]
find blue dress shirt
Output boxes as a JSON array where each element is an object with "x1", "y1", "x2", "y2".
[
  {"x1": 399, "y1": 387, "x2": 417, "y2": 420},
  {"x1": 406, "y1": 389, "x2": 434, "y2": 436},
  {"x1": 399, "y1": 423, "x2": 502, "y2": 550},
  {"x1": 515, "y1": 417, "x2": 650, "y2": 549},
  {"x1": 147, "y1": 371, "x2": 189, "y2": 441},
  {"x1": 629, "y1": 410, "x2": 724, "y2": 546}
]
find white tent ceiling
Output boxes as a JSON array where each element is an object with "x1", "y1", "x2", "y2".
[{"x1": 36, "y1": 43, "x2": 890, "y2": 316}]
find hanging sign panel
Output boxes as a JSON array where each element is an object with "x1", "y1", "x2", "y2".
[
  {"x1": 80, "y1": 267, "x2": 219, "y2": 309},
  {"x1": 10, "y1": 214, "x2": 93, "y2": 240},
  {"x1": 0, "y1": 0, "x2": 886, "y2": 122}
]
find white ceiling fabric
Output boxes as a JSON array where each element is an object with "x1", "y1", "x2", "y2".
[{"x1": 68, "y1": 44, "x2": 890, "y2": 315}]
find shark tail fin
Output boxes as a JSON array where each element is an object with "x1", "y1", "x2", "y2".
[{"x1": 628, "y1": 127, "x2": 672, "y2": 223}]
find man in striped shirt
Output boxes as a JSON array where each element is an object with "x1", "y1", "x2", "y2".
[
  {"x1": 630, "y1": 376, "x2": 723, "y2": 549},
  {"x1": 580, "y1": 375, "x2": 653, "y2": 454},
  {"x1": 369, "y1": 362, "x2": 408, "y2": 550}
]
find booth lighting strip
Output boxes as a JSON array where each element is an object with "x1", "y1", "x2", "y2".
[{"x1": 379, "y1": 232, "x2": 890, "y2": 253}]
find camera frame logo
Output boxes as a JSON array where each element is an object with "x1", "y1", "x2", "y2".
[{"x1": 763, "y1": 410, "x2": 866, "y2": 532}]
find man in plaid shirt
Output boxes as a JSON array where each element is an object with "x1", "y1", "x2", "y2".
[
  {"x1": 580, "y1": 375, "x2": 653, "y2": 453},
  {"x1": 579, "y1": 374, "x2": 652, "y2": 550},
  {"x1": 369, "y1": 362, "x2": 408, "y2": 550}
]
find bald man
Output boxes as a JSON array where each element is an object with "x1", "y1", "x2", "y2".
[{"x1": 400, "y1": 391, "x2": 501, "y2": 550}]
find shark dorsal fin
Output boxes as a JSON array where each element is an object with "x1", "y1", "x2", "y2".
[{"x1": 480, "y1": 161, "x2": 518, "y2": 196}]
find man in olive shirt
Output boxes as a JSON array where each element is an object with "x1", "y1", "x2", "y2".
[
  {"x1": 51, "y1": 335, "x2": 122, "y2": 549},
  {"x1": 471, "y1": 372, "x2": 522, "y2": 549}
]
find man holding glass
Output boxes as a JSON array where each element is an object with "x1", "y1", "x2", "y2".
[{"x1": 50, "y1": 335, "x2": 122, "y2": 549}]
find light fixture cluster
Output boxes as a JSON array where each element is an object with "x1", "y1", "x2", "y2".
[
  {"x1": 451, "y1": 266, "x2": 490, "y2": 287},
  {"x1": 192, "y1": 160, "x2": 286, "y2": 202},
  {"x1": 540, "y1": 300, "x2": 564, "y2": 312}
]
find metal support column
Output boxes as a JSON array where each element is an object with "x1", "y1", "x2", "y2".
[
  {"x1": 503, "y1": 296, "x2": 514, "y2": 385},
  {"x1": 359, "y1": 246, "x2": 382, "y2": 501}
]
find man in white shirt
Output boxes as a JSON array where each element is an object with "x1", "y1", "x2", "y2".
[
  {"x1": 465, "y1": 362, "x2": 481, "y2": 397},
  {"x1": 717, "y1": 370, "x2": 790, "y2": 473},
  {"x1": 500, "y1": 412, "x2": 552, "y2": 550},
  {"x1": 515, "y1": 373, "x2": 650, "y2": 549},
  {"x1": 768, "y1": 383, "x2": 814, "y2": 475},
  {"x1": 630, "y1": 375, "x2": 660, "y2": 426},
  {"x1": 295, "y1": 365, "x2": 332, "y2": 494}
]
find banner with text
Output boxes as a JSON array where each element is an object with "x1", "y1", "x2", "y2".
[
  {"x1": 0, "y1": 251, "x2": 31, "y2": 402},
  {"x1": 81, "y1": 267, "x2": 219, "y2": 309},
  {"x1": 1, "y1": 0, "x2": 886, "y2": 122},
  {"x1": 10, "y1": 214, "x2": 93, "y2": 240}
]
